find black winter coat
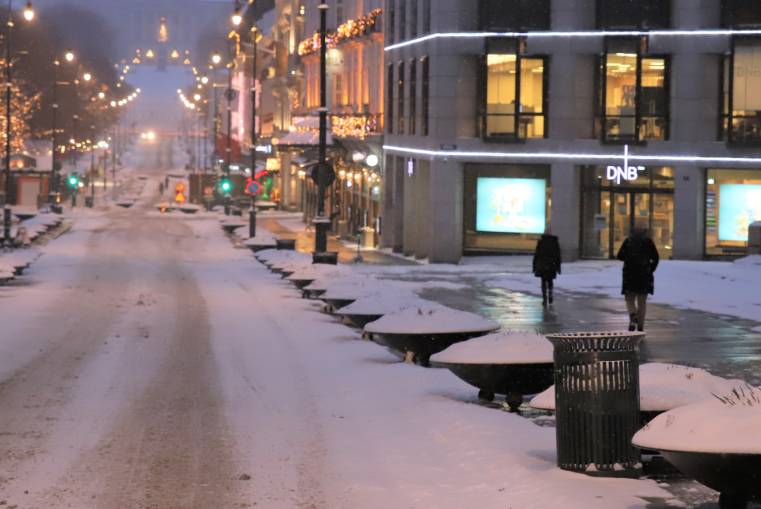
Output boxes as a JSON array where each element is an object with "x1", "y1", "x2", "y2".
[
  {"x1": 533, "y1": 234, "x2": 562, "y2": 280},
  {"x1": 616, "y1": 234, "x2": 660, "y2": 295}
]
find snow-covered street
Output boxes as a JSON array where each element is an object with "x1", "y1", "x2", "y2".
[{"x1": 0, "y1": 147, "x2": 687, "y2": 508}]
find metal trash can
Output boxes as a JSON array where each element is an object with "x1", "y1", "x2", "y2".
[{"x1": 546, "y1": 331, "x2": 645, "y2": 477}]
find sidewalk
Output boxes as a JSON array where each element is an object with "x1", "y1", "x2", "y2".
[{"x1": 259, "y1": 215, "x2": 416, "y2": 266}]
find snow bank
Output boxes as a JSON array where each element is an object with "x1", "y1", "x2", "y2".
[
  {"x1": 287, "y1": 263, "x2": 350, "y2": 282},
  {"x1": 365, "y1": 304, "x2": 499, "y2": 335},
  {"x1": 633, "y1": 385, "x2": 761, "y2": 454},
  {"x1": 431, "y1": 331, "x2": 553, "y2": 365},
  {"x1": 531, "y1": 363, "x2": 744, "y2": 412}
]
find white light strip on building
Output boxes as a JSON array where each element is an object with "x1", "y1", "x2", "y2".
[
  {"x1": 384, "y1": 29, "x2": 761, "y2": 51},
  {"x1": 382, "y1": 144, "x2": 761, "y2": 165}
]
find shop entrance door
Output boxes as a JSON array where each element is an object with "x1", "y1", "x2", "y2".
[{"x1": 605, "y1": 191, "x2": 672, "y2": 258}]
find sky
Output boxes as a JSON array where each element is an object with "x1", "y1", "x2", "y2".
[{"x1": 31, "y1": 0, "x2": 234, "y2": 132}]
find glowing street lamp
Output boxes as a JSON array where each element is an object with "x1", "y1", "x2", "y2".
[
  {"x1": 211, "y1": 53, "x2": 222, "y2": 66},
  {"x1": 22, "y1": 1, "x2": 35, "y2": 21},
  {"x1": 65, "y1": 50, "x2": 75, "y2": 62},
  {"x1": 231, "y1": 8, "x2": 243, "y2": 27},
  {"x1": 82, "y1": 72, "x2": 92, "y2": 82}
]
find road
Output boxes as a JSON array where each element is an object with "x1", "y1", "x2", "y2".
[{"x1": 0, "y1": 142, "x2": 253, "y2": 508}]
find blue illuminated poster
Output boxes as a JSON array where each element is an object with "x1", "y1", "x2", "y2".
[
  {"x1": 476, "y1": 177, "x2": 546, "y2": 234},
  {"x1": 718, "y1": 184, "x2": 761, "y2": 242}
]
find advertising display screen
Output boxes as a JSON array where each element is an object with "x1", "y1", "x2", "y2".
[
  {"x1": 476, "y1": 177, "x2": 546, "y2": 234},
  {"x1": 718, "y1": 184, "x2": 761, "y2": 242}
]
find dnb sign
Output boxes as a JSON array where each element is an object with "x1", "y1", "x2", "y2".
[{"x1": 607, "y1": 145, "x2": 645, "y2": 185}]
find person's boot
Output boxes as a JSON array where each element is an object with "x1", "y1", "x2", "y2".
[
  {"x1": 637, "y1": 319, "x2": 645, "y2": 332},
  {"x1": 548, "y1": 288, "x2": 554, "y2": 305},
  {"x1": 628, "y1": 314, "x2": 638, "y2": 332},
  {"x1": 542, "y1": 290, "x2": 548, "y2": 308}
]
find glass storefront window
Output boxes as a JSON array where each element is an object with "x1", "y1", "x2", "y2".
[
  {"x1": 722, "y1": 40, "x2": 761, "y2": 146},
  {"x1": 597, "y1": 0, "x2": 671, "y2": 29},
  {"x1": 600, "y1": 44, "x2": 669, "y2": 143},
  {"x1": 484, "y1": 40, "x2": 546, "y2": 140},
  {"x1": 581, "y1": 166, "x2": 674, "y2": 259},
  {"x1": 464, "y1": 164, "x2": 550, "y2": 253},
  {"x1": 705, "y1": 169, "x2": 761, "y2": 256}
]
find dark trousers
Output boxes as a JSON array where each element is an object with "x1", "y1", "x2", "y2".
[{"x1": 541, "y1": 278, "x2": 554, "y2": 301}]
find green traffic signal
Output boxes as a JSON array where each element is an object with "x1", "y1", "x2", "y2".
[
  {"x1": 68, "y1": 175, "x2": 79, "y2": 188},
  {"x1": 220, "y1": 179, "x2": 232, "y2": 193}
]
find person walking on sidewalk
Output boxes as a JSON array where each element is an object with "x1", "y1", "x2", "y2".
[
  {"x1": 533, "y1": 231, "x2": 562, "y2": 307},
  {"x1": 617, "y1": 224, "x2": 660, "y2": 331}
]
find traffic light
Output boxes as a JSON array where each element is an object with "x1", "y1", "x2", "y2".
[
  {"x1": 219, "y1": 178, "x2": 232, "y2": 194},
  {"x1": 67, "y1": 174, "x2": 79, "y2": 189}
]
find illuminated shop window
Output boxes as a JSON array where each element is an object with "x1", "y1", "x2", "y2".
[
  {"x1": 705, "y1": 168, "x2": 761, "y2": 256},
  {"x1": 484, "y1": 39, "x2": 546, "y2": 141}
]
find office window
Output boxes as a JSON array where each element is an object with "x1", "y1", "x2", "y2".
[
  {"x1": 410, "y1": 0, "x2": 418, "y2": 39},
  {"x1": 421, "y1": 56, "x2": 429, "y2": 136},
  {"x1": 409, "y1": 58, "x2": 417, "y2": 135},
  {"x1": 599, "y1": 41, "x2": 668, "y2": 142},
  {"x1": 386, "y1": 63, "x2": 394, "y2": 134},
  {"x1": 336, "y1": 0, "x2": 344, "y2": 25},
  {"x1": 397, "y1": 61, "x2": 405, "y2": 134},
  {"x1": 484, "y1": 40, "x2": 546, "y2": 140},
  {"x1": 597, "y1": 0, "x2": 671, "y2": 29},
  {"x1": 722, "y1": 0, "x2": 761, "y2": 28},
  {"x1": 721, "y1": 40, "x2": 761, "y2": 146},
  {"x1": 480, "y1": 0, "x2": 550, "y2": 31},
  {"x1": 387, "y1": 0, "x2": 395, "y2": 44},
  {"x1": 422, "y1": 0, "x2": 431, "y2": 34}
]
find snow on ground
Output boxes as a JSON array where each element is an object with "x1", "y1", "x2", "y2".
[{"x1": 184, "y1": 218, "x2": 674, "y2": 508}]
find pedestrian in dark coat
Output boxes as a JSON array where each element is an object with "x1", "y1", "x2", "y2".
[
  {"x1": 533, "y1": 232, "x2": 562, "y2": 307},
  {"x1": 616, "y1": 224, "x2": 660, "y2": 331}
]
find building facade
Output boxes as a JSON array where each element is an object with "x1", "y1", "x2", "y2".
[{"x1": 382, "y1": 0, "x2": 761, "y2": 262}]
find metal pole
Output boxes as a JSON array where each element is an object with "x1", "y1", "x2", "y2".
[
  {"x1": 225, "y1": 55, "x2": 233, "y2": 215},
  {"x1": 89, "y1": 125, "x2": 95, "y2": 206},
  {"x1": 50, "y1": 60, "x2": 59, "y2": 206},
  {"x1": 249, "y1": 27, "x2": 257, "y2": 238},
  {"x1": 212, "y1": 66, "x2": 218, "y2": 171},
  {"x1": 4, "y1": 0, "x2": 15, "y2": 245},
  {"x1": 313, "y1": 3, "x2": 329, "y2": 256}
]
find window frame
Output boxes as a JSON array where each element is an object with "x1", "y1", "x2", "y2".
[
  {"x1": 481, "y1": 38, "x2": 548, "y2": 143},
  {"x1": 720, "y1": 36, "x2": 761, "y2": 147},
  {"x1": 479, "y1": 0, "x2": 551, "y2": 31},
  {"x1": 596, "y1": 0, "x2": 672, "y2": 30},
  {"x1": 598, "y1": 38, "x2": 670, "y2": 144},
  {"x1": 386, "y1": 63, "x2": 394, "y2": 134},
  {"x1": 409, "y1": 58, "x2": 417, "y2": 135},
  {"x1": 421, "y1": 55, "x2": 430, "y2": 136},
  {"x1": 397, "y1": 61, "x2": 405, "y2": 134}
]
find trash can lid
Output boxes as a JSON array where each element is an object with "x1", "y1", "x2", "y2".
[{"x1": 545, "y1": 331, "x2": 645, "y2": 352}]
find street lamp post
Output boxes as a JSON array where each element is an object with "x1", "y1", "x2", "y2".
[
  {"x1": 89, "y1": 124, "x2": 95, "y2": 206},
  {"x1": 3, "y1": 0, "x2": 35, "y2": 246},
  {"x1": 249, "y1": 26, "x2": 258, "y2": 239},
  {"x1": 313, "y1": 3, "x2": 331, "y2": 261},
  {"x1": 224, "y1": 49, "x2": 233, "y2": 216}
]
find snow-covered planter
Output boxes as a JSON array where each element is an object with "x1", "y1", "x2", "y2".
[
  {"x1": 286, "y1": 264, "x2": 349, "y2": 290},
  {"x1": 364, "y1": 305, "x2": 499, "y2": 366},
  {"x1": 531, "y1": 363, "x2": 743, "y2": 418},
  {"x1": 632, "y1": 386, "x2": 761, "y2": 509},
  {"x1": 430, "y1": 331, "x2": 554, "y2": 410},
  {"x1": 318, "y1": 278, "x2": 381, "y2": 311},
  {"x1": 220, "y1": 218, "x2": 247, "y2": 234},
  {"x1": 335, "y1": 292, "x2": 428, "y2": 328}
]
